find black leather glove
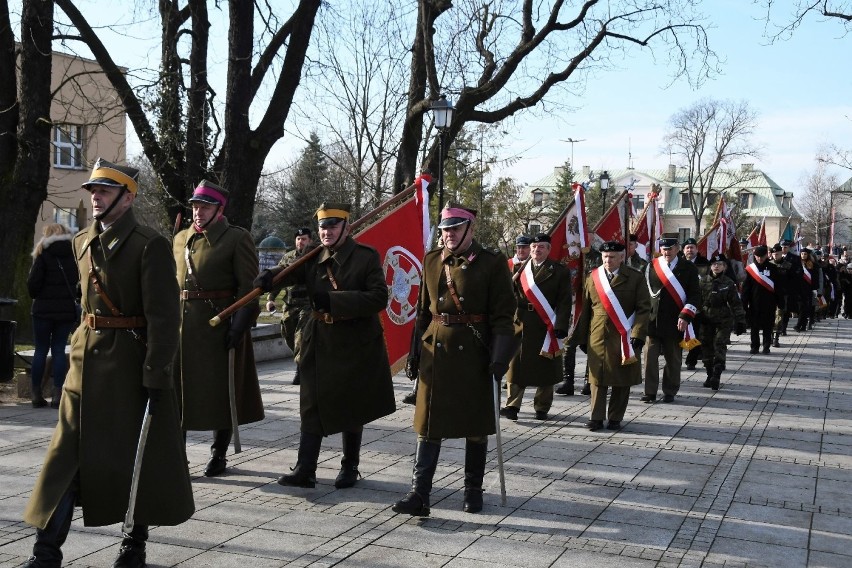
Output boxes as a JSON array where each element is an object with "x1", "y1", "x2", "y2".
[
  {"x1": 226, "y1": 305, "x2": 256, "y2": 350},
  {"x1": 490, "y1": 334, "x2": 520, "y2": 381},
  {"x1": 253, "y1": 269, "x2": 275, "y2": 292},
  {"x1": 630, "y1": 337, "x2": 645, "y2": 351},
  {"x1": 312, "y1": 291, "x2": 331, "y2": 312},
  {"x1": 735, "y1": 321, "x2": 747, "y2": 335},
  {"x1": 489, "y1": 361, "x2": 509, "y2": 380},
  {"x1": 578, "y1": 344, "x2": 587, "y2": 354},
  {"x1": 554, "y1": 328, "x2": 568, "y2": 339},
  {"x1": 405, "y1": 354, "x2": 420, "y2": 380},
  {"x1": 146, "y1": 388, "x2": 162, "y2": 416}
]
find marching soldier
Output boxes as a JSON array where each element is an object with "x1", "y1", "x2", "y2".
[
  {"x1": 642, "y1": 233, "x2": 700, "y2": 404},
  {"x1": 501, "y1": 233, "x2": 572, "y2": 421},
  {"x1": 173, "y1": 180, "x2": 264, "y2": 477},
  {"x1": 742, "y1": 245, "x2": 780, "y2": 354},
  {"x1": 576, "y1": 244, "x2": 605, "y2": 396},
  {"x1": 570, "y1": 241, "x2": 650, "y2": 431},
  {"x1": 769, "y1": 244, "x2": 793, "y2": 346},
  {"x1": 698, "y1": 253, "x2": 746, "y2": 390},
  {"x1": 266, "y1": 228, "x2": 315, "y2": 385},
  {"x1": 682, "y1": 237, "x2": 709, "y2": 370},
  {"x1": 392, "y1": 203, "x2": 516, "y2": 516},
  {"x1": 254, "y1": 203, "x2": 395, "y2": 490},
  {"x1": 795, "y1": 248, "x2": 821, "y2": 332},
  {"x1": 22, "y1": 159, "x2": 194, "y2": 568}
]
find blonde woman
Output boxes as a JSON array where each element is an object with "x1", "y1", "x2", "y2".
[{"x1": 26, "y1": 223, "x2": 79, "y2": 408}]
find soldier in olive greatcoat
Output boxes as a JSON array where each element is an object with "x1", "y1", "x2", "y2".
[
  {"x1": 22, "y1": 159, "x2": 194, "y2": 568},
  {"x1": 254, "y1": 203, "x2": 395, "y2": 490},
  {"x1": 501, "y1": 233, "x2": 572, "y2": 421},
  {"x1": 698, "y1": 253, "x2": 746, "y2": 390},
  {"x1": 266, "y1": 227, "x2": 314, "y2": 385},
  {"x1": 173, "y1": 181, "x2": 264, "y2": 477},
  {"x1": 570, "y1": 241, "x2": 650, "y2": 431},
  {"x1": 392, "y1": 203, "x2": 516, "y2": 517}
]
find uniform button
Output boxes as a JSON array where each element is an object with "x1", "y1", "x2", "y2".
[
  {"x1": 436, "y1": 342, "x2": 442, "y2": 347},
  {"x1": 95, "y1": 330, "x2": 102, "y2": 335},
  {"x1": 95, "y1": 308, "x2": 101, "y2": 315},
  {"x1": 462, "y1": 265, "x2": 467, "y2": 270},
  {"x1": 92, "y1": 349, "x2": 99, "y2": 355},
  {"x1": 438, "y1": 296, "x2": 444, "y2": 302},
  {"x1": 145, "y1": 365, "x2": 152, "y2": 371},
  {"x1": 458, "y1": 345, "x2": 464, "y2": 350},
  {"x1": 459, "y1": 297, "x2": 465, "y2": 302}
]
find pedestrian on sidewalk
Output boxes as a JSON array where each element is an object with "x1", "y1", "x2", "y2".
[{"x1": 21, "y1": 159, "x2": 194, "y2": 568}]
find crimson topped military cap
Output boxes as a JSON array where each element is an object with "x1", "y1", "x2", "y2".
[
  {"x1": 189, "y1": 179, "x2": 229, "y2": 206},
  {"x1": 659, "y1": 233, "x2": 680, "y2": 248},
  {"x1": 295, "y1": 227, "x2": 312, "y2": 237},
  {"x1": 81, "y1": 158, "x2": 140, "y2": 194},
  {"x1": 531, "y1": 233, "x2": 551, "y2": 244},
  {"x1": 437, "y1": 202, "x2": 476, "y2": 229},
  {"x1": 315, "y1": 202, "x2": 351, "y2": 228},
  {"x1": 600, "y1": 241, "x2": 625, "y2": 252}
]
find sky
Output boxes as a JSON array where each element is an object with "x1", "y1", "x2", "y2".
[{"x1": 18, "y1": 0, "x2": 852, "y2": 199}]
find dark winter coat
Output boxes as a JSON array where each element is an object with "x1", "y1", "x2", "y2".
[
  {"x1": 644, "y1": 257, "x2": 700, "y2": 339},
  {"x1": 24, "y1": 209, "x2": 194, "y2": 528},
  {"x1": 27, "y1": 235, "x2": 79, "y2": 322},
  {"x1": 173, "y1": 219, "x2": 264, "y2": 431},
  {"x1": 271, "y1": 235, "x2": 395, "y2": 436},
  {"x1": 413, "y1": 241, "x2": 515, "y2": 439},
  {"x1": 742, "y1": 260, "x2": 780, "y2": 325},
  {"x1": 507, "y1": 259, "x2": 572, "y2": 388}
]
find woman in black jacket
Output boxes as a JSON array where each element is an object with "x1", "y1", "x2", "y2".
[{"x1": 26, "y1": 224, "x2": 79, "y2": 407}]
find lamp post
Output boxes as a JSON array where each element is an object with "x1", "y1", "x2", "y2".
[
  {"x1": 599, "y1": 170, "x2": 610, "y2": 216},
  {"x1": 430, "y1": 95, "x2": 455, "y2": 210}
]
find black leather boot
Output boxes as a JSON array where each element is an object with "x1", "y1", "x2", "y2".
[
  {"x1": 555, "y1": 347, "x2": 575, "y2": 395},
  {"x1": 402, "y1": 381, "x2": 418, "y2": 405},
  {"x1": 278, "y1": 431, "x2": 322, "y2": 488},
  {"x1": 25, "y1": 487, "x2": 75, "y2": 568},
  {"x1": 292, "y1": 365, "x2": 301, "y2": 385},
  {"x1": 334, "y1": 430, "x2": 362, "y2": 489},
  {"x1": 581, "y1": 379, "x2": 591, "y2": 396},
  {"x1": 204, "y1": 429, "x2": 232, "y2": 477},
  {"x1": 772, "y1": 332, "x2": 781, "y2": 348},
  {"x1": 710, "y1": 364, "x2": 723, "y2": 391},
  {"x1": 702, "y1": 366, "x2": 713, "y2": 388},
  {"x1": 392, "y1": 440, "x2": 441, "y2": 516},
  {"x1": 463, "y1": 440, "x2": 488, "y2": 513},
  {"x1": 113, "y1": 525, "x2": 148, "y2": 568}
]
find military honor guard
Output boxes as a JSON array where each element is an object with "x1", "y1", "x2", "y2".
[
  {"x1": 21, "y1": 159, "x2": 194, "y2": 568},
  {"x1": 641, "y1": 233, "x2": 700, "y2": 403},
  {"x1": 173, "y1": 180, "x2": 265, "y2": 477},
  {"x1": 769, "y1": 244, "x2": 794, "y2": 346},
  {"x1": 501, "y1": 233, "x2": 572, "y2": 421},
  {"x1": 392, "y1": 203, "x2": 516, "y2": 516},
  {"x1": 795, "y1": 248, "x2": 821, "y2": 332},
  {"x1": 698, "y1": 253, "x2": 746, "y2": 390},
  {"x1": 570, "y1": 241, "x2": 650, "y2": 431},
  {"x1": 266, "y1": 227, "x2": 314, "y2": 385},
  {"x1": 682, "y1": 237, "x2": 710, "y2": 370},
  {"x1": 254, "y1": 203, "x2": 395, "y2": 490},
  {"x1": 742, "y1": 245, "x2": 780, "y2": 354}
]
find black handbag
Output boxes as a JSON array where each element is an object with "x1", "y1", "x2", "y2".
[{"x1": 57, "y1": 258, "x2": 82, "y2": 320}]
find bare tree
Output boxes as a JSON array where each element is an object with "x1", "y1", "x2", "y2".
[
  {"x1": 0, "y1": 0, "x2": 54, "y2": 316},
  {"x1": 663, "y1": 98, "x2": 761, "y2": 236},
  {"x1": 393, "y1": 0, "x2": 720, "y2": 192},
  {"x1": 758, "y1": 0, "x2": 852, "y2": 40},
  {"x1": 798, "y1": 160, "x2": 840, "y2": 245}
]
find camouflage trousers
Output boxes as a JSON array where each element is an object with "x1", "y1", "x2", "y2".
[{"x1": 699, "y1": 320, "x2": 732, "y2": 371}]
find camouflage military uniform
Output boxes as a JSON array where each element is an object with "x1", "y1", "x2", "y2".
[
  {"x1": 698, "y1": 272, "x2": 745, "y2": 385},
  {"x1": 268, "y1": 247, "x2": 313, "y2": 364}
]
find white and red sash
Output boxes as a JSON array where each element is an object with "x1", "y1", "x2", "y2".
[
  {"x1": 652, "y1": 258, "x2": 700, "y2": 349},
  {"x1": 746, "y1": 263, "x2": 775, "y2": 292},
  {"x1": 519, "y1": 261, "x2": 563, "y2": 357},
  {"x1": 802, "y1": 266, "x2": 812, "y2": 285},
  {"x1": 508, "y1": 256, "x2": 521, "y2": 271},
  {"x1": 591, "y1": 267, "x2": 637, "y2": 365}
]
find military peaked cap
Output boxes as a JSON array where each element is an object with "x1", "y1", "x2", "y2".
[{"x1": 82, "y1": 158, "x2": 140, "y2": 194}]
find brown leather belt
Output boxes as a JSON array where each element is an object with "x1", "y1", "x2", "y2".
[
  {"x1": 432, "y1": 313, "x2": 488, "y2": 325},
  {"x1": 180, "y1": 289, "x2": 234, "y2": 300},
  {"x1": 311, "y1": 310, "x2": 355, "y2": 324},
  {"x1": 85, "y1": 314, "x2": 147, "y2": 329}
]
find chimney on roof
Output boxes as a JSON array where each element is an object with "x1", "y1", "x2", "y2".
[
  {"x1": 741, "y1": 163, "x2": 754, "y2": 173},
  {"x1": 554, "y1": 166, "x2": 565, "y2": 176},
  {"x1": 666, "y1": 164, "x2": 676, "y2": 182},
  {"x1": 582, "y1": 165, "x2": 591, "y2": 179}
]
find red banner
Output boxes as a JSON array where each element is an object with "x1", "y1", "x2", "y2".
[
  {"x1": 357, "y1": 193, "x2": 426, "y2": 373},
  {"x1": 548, "y1": 201, "x2": 584, "y2": 325}
]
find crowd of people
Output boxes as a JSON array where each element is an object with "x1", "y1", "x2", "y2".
[{"x1": 19, "y1": 158, "x2": 852, "y2": 567}]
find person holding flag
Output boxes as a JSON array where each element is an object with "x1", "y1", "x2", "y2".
[
  {"x1": 392, "y1": 202, "x2": 516, "y2": 516},
  {"x1": 641, "y1": 233, "x2": 700, "y2": 404},
  {"x1": 253, "y1": 202, "x2": 396, "y2": 490},
  {"x1": 501, "y1": 233, "x2": 572, "y2": 421},
  {"x1": 570, "y1": 241, "x2": 650, "y2": 431},
  {"x1": 742, "y1": 245, "x2": 780, "y2": 354}
]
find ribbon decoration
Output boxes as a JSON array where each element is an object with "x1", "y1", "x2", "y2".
[
  {"x1": 803, "y1": 266, "x2": 812, "y2": 285},
  {"x1": 590, "y1": 267, "x2": 638, "y2": 365},
  {"x1": 652, "y1": 258, "x2": 701, "y2": 350},
  {"x1": 519, "y1": 261, "x2": 563, "y2": 358},
  {"x1": 745, "y1": 263, "x2": 775, "y2": 293}
]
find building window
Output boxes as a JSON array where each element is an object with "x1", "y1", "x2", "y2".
[
  {"x1": 680, "y1": 192, "x2": 692, "y2": 209},
  {"x1": 53, "y1": 124, "x2": 85, "y2": 169},
  {"x1": 53, "y1": 207, "x2": 80, "y2": 232},
  {"x1": 782, "y1": 195, "x2": 792, "y2": 210},
  {"x1": 739, "y1": 192, "x2": 753, "y2": 209},
  {"x1": 532, "y1": 190, "x2": 544, "y2": 207},
  {"x1": 632, "y1": 194, "x2": 645, "y2": 212},
  {"x1": 529, "y1": 223, "x2": 541, "y2": 235},
  {"x1": 678, "y1": 227, "x2": 691, "y2": 242}
]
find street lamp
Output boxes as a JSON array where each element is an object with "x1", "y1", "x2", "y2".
[
  {"x1": 430, "y1": 95, "x2": 454, "y2": 210},
  {"x1": 599, "y1": 170, "x2": 610, "y2": 216}
]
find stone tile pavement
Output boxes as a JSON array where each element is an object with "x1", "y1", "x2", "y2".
[{"x1": 1, "y1": 319, "x2": 852, "y2": 567}]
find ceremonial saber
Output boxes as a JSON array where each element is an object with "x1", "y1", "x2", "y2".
[
  {"x1": 228, "y1": 348, "x2": 241, "y2": 453},
  {"x1": 122, "y1": 400, "x2": 152, "y2": 534},
  {"x1": 492, "y1": 377, "x2": 507, "y2": 506}
]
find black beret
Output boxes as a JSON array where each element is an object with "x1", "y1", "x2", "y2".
[
  {"x1": 600, "y1": 241, "x2": 626, "y2": 252},
  {"x1": 682, "y1": 237, "x2": 698, "y2": 246},
  {"x1": 771, "y1": 244, "x2": 782, "y2": 253},
  {"x1": 709, "y1": 253, "x2": 728, "y2": 263},
  {"x1": 531, "y1": 233, "x2": 551, "y2": 244},
  {"x1": 294, "y1": 227, "x2": 312, "y2": 237},
  {"x1": 754, "y1": 245, "x2": 768, "y2": 257}
]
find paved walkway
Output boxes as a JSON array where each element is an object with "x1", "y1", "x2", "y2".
[{"x1": 1, "y1": 319, "x2": 851, "y2": 567}]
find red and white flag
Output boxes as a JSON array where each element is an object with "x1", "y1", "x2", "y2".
[
  {"x1": 592, "y1": 190, "x2": 630, "y2": 248},
  {"x1": 357, "y1": 189, "x2": 429, "y2": 373},
  {"x1": 548, "y1": 198, "x2": 585, "y2": 326},
  {"x1": 632, "y1": 191, "x2": 662, "y2": 259}
]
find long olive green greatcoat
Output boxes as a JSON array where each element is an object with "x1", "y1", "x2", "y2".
[
  {"x1": 272, "y1": 236, "x2": 395, "y2": 436},
  {"x1": 413, "y1": 242, "x2": 515, "y2": 439},
  {"x1": 507, "y1": 259, "x2": 573, "y2": 388},
  {"x1": 24, "y1": 209, "x2": 194, "y2": 529},
  {"x1": 173, "y1": 219, "x2": 264, "y2": 430},
  {"x1": 570, "y1": 265, "x2": 650, "y2": 387}
]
